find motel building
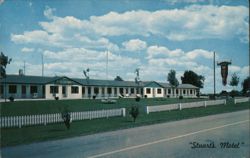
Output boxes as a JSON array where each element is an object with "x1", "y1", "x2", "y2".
[{"x1": 0, "y1": 74, "x2": 199, "y2": 100}]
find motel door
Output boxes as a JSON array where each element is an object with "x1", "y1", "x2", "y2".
[{"x1": 62, "y1": 86, "x2": 67, "y2": 98}]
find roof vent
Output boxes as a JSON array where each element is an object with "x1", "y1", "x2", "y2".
[{"x1": 19, "y1": 69, "x2": 24, "y2": 76}]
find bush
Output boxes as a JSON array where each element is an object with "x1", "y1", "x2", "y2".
[
  {"x1": 135, "y1": 96, "x2": 141, "y2": 102},
  {"x1": 129, "y1": 106, "x2": 139, "y2": 122},
  {"x1": 92, "y1": 95, "x2": 96, "y2": 100},
  {"x1": 144, "y1": 95, "x2": 147, "y2": 98},
  {"x1": 230, "y1": 90, "x2": 241, "y2": 98},
  {"x1": 209, "y1": 94, "x2": 215, "y2": 100},
  {"x1": 62, "y1": 111, "x2": 71, "y2": 130},
  {"x1": 167, "y1": 95, "x2": 170, "y2": 98},
  {"x1": 54, "y1": 96, "x2": 59, "y2": 100},
  {"x1": 9, "y1": 96, "x2": 14, "y2": 102},
  {"x1": 179, "y1": 96, "x2": 183, "y2": 99}
]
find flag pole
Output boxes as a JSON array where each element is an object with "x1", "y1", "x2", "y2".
[{"x1": 213, "y1": 51, "x2": 216, "y2": 99}]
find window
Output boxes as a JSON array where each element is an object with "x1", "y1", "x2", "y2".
[
  {"x1": 9, "y1": 85, "x2": 17, "y2": 93},
  {"x1": 119, "y1": 88, "x2": 123, "y2": 94},
  {"x1": 183, "y1": 90, "x2": 186, "y2": 94},
  {"x1": 94, "y1": 87, "x2": 99, "y2": 94},
  {"x1": 30, "y1": 86, "x2": 37, "y2": 94},
  {"x1": 114, "y1": 88, "x2": 117, "y2": 94},
  {"x1": 125, "y1": 88, "x2": 128, "y2": 94},
  {"x1": 102, "y1": 88, "x2": 105, "y2": 94},
  {"x1": 157, "y1": 88, "x2": 162, "y2": 94},
  {"x1": 50, "y1": 86, "x2": 58, "y2": 94},
  {"x1": 190, "y1": 90, "x2": 193, "y2": 94},
  {"x1": 136, "y1": 88, "x2": 139, "y2": 94},
  {"x1": 107, "y1": 88, "x2": 112, "y2": 94},
  {"x1": 176, "y1": 89, "x2": 179, "y2": 94},
  {"x1": 82, "y1": 87, "x2": 85, "y2": 94},
  {"x1": 168, "y1": 89, "x2": 171, "y2": 94},
  {"x1": 62, "y1": 86, "x2": 66, "y2": 94},
  {"x1": 88, "y1": 87, "x2": 91, "y2": 94},
  {"x1": 131, "y1": 88, "x2": 134, "y2": 94},
  {"x1": 22, "y1": 85, "x2": 26, "y2": 94},
  {"x1": 0, "y1": 85, "x2": 3, "y2": 95},
  {"x1": 146, "y1": 88, "x2": 151, "y2": 94},
  {"x1": 71, "y1": 86, "x2": 79, "y2": 94}
]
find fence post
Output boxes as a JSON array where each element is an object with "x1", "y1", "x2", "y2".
[
  {"x1": 122, "y1": 108, "x2": 126, "y2": 117},
  {"x1": 179, "y1": 103, "x2": 182, "y2": 110},
  {"x1": 145, "y1": 106, "x2": 149, "y2": 114}
]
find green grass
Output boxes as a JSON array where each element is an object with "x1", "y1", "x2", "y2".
[
  {"x1": 0, "y1": 98, "x2": 206, "y2": 116},
  {"x1": 1, "y1": 99, "x2": 249, "y2": 147}
]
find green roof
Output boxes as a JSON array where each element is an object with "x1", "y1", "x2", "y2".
[
  {"x1": 0, "y1": 74, "x2": 198, "y2": 89},
  {"x1": 177, "y1": 84, "x2": 199, "y2": 89}
]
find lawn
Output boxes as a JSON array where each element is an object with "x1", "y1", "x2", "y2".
[
  {"x1": 0, "y1": 98, "x2": 207, "y2": 116},
  {"x1": 1, "y1": 98, "x2": 249, "y2": 147}
]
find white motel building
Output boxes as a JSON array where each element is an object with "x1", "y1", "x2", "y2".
[{"x1": 0, "y1": 74, "x2": 199, "y2": 100}]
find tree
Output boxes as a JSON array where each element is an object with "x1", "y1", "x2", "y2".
[
  {"x1": 167, "y1": 70, "x2": 179, "y2": 87},
  {"x1": 181, "y1": 70, "x2": 205, "y2": 88},
  {"x1": 229, "y1": 73, "x2": 239, "y2": 90},
  {"x1": 114, "y1": 76, "x2": 123, "y2": 81},
  {"x1": 242, "y1": 76, "x2": 250, "y2": 95},
  {"x1": 0, "y1": 52, "x2": 12, "y2": 78}
]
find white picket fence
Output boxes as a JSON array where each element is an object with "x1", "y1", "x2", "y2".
[
  {"x1": 234, "y1": 97, "x2": 250, "y2": 104},
  {"x1": 146, "y1": 100, "x2": 226, "y2": 114},
  {"x1": 0, "y1": 108, "x2": 126, "y2": 128},
  {"x1": 145, "y1": 103, "x2": 179, "y2": 114}
]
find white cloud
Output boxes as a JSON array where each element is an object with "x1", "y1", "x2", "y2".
[
  {"x1": 21, "y1": 47, "x2": 34, "y2": 53},
  {"x1": 186, "y1": 49, "x2": 213, "y2": 59},
  {"x1": 0, "y1": 0, "x2": 4, "y2": 5},
  {"x1": 11, "y1": 30, "x2": 65, "y2": 47},
  {"x1": 44, "y1": 6, "x2": 56, "y2": 20},
  {"x1": 147, "y1": 45, "x2": 184, "y2": 59},
  {"x1": 166, "y1": 0, "x2": 206, "y2": 5},
  {"x1": 11, "y1": 5, "x2": 249, "y2": 50},
  {"x1": 87, "y1": 5, "x2": 249, "y2": 42},
  {"x1": 42, "y1": 48, "x2": 140, "y2": 79},
  {"x1": 122, "y1": 39, "x2": 147, "y2": 52}
]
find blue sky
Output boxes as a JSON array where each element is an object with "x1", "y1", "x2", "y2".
[{"x1": 0, "y1": 0, "x2": 249, "y2": 93}]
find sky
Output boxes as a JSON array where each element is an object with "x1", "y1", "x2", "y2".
[{"x1": 0, "y1": 0, "x2": 249, "y2": 94}]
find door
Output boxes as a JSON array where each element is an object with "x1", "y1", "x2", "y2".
[{"x1": 62, "y1": 86, "x2": 67, "y2": 97}]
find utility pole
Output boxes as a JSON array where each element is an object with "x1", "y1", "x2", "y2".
[
  {"x1": 42, "y1": 53, "x2": 44, "y2": 76},
  {"x1": 23, "y1": 61, "x2": 26, "y2": 75},
  {"x1": 213, "y1": 51, "x2": 216, "y2": 99}
]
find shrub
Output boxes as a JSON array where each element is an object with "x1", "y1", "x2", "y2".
[
  {"x1": 135, "y1": 96, "x2": 140, "y2": 102},
  {"x1": 9, "y1": 96, "x2": 14, "y2": 102},
  {"x1": 179, "y1": 96, "x2": 183, "y2": 99},
  {"x1": 230, "y1": 90, "x2": 241, "y2": 98},
  {"x1": 55, "y1": 96, "x2": 59, "y2": 100},
  {"x1": 167, "y1": 95, "x2": 170, "y2": 98},
  {"x1": 92, "y1": 95, "x2": 96, "y2": 100},
  {"x1": 62, "y1": 111, "x2": 71, "y2": 130},
  {"x1": 129, "y1": 106, "x2": 139, "y2": 122},
  {"x1": 209, "y1": 94, "x2": 215, "y2": 100},
  {"x1": 144, "y1": 95, "x2": 147, "y2": 98}
]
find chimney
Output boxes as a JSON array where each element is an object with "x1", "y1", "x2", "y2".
[{"x1": 19, "y1": 69, "x2": 24, "y2": 76}]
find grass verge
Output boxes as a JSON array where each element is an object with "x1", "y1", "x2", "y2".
[
  {"x1": 1, "y1": 100, "x2": 249, "y2": 147},
  {"x1": 0, "y1": 98, "x2": 206, "y2": 116}
]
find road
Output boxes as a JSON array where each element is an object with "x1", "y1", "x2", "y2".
[{"x1": 1, "y1": 110, "x2": 250, "y2": 158}]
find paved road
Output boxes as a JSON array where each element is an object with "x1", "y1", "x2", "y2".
[{"x1": 1, "y1": 110, "x2": 250, "y2": 158}]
